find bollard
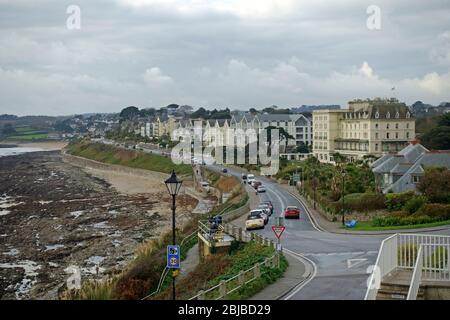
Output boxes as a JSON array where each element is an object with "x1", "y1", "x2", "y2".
[
  {"x1": 219, "y1": 280, "x2": 227, "y2": 299},
  {"x1": 238, "y1": 270, "x2": 245, "y2": 286},
  {"x1": 254, "y1": 264, "x2": 261, "y2": 278},
  {"x1": 276, "y1": 253, "x2": 280, "y2": 268},
  {"x1": 264, "y1": 257, "x2": 270, "y2": 267}
]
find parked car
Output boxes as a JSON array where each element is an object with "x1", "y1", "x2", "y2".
[
  {"x1": 245, "y1": 214, "x2": 265, "y2": 230},
  {"x1": 252, "y1": 181, "x2": 262, "y2": 189},
  {"x1": 250, "y1": 209, "x2": 268, "y2": 224},
  {"x1": 222, "y1": 168, "x2": 228, "y2": 173},
  {"x1": 284, "y1": 206, "x2": 301, "y2": 219},
  {"x1": 257, "y1": 185, "x2": 266, "y2": 193},
  {"x1": 247, "y1": 174, "x2": 255, "y2": 185},
  {"x1": 258, "y1": 204, "x2": 272, "y2": 216},
  {"x1": 258, "y1": 203, "x2": 273, "y2": 216},
  {"x1": 242, "y1": 173, "x2": 247, "y2": 180},
  {"x1": 261, "y1": 201, "x2": 274, "y2": 214}
]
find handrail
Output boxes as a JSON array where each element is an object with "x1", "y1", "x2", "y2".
[
  {"x1": 366, "y1": 233, "x2": 450, "y2": 300},
  {"x1": 407, "y1": 245, "x2": 423, "y2": 300},
  {"x1": 141, "y1": 228, "x2": 198, "y2": 300},
  {"x1": 365, "y1": 233, "x2": 398, "y2": 300},
  {"x1": 188, "y1": 252, "x2": 278, "y2": 300}
]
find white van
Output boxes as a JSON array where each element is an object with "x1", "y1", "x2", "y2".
[{"x1": 247, "y1": 174, "x2": 255, "y2": 185}]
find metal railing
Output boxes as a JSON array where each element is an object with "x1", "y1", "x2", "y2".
[
  {"x1": 141, "y1": 229, "x2": 198, "y2": 300},
  {"x1": 189, "y1": 225, "x2": 279, "y2": 300},
  {"x1": 365, "y1": 234, "x2": 398, "y2": 300},
  {"x1": 188, "y1": 252, "x2": 280, "y2": 300},
  {"x1": 407, "y1": 245, "x2": 423, "y2": 300},
  {"x1": 365, "y1": 233, "x2": 450, "y2": 300}
]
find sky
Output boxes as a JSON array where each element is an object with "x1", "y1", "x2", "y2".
[{"x1": 0, "y1": 0, "x2": 449, "y2": 116}]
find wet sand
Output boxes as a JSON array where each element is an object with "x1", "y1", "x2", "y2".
[{"x1": 0, "y1": 151, "x2": 196, "y2": 300}]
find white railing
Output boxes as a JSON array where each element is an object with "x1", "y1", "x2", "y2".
[
  {"x1": 365, "y1": 234, "x2": 398, "y2": 300},
  {"x1": 365, "y1": 233, "x2": 450, "y2": 300},
  {"x1": 407, "y1": 245, "x2": 423, "y2": 300},
  {"x1": 188, "y1": 252, "x2": 280, "y2": 300},
  {"x1": 189, "y1": 228, "x2": 279, "y2": 300},
  {"x1": 142, "y1": 229, "x2": 198, "y2": 300}
]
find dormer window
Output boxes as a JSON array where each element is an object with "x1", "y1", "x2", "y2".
[
  {"x1": 395, "y1": 112, "x2": 399, "y2": 119},
  {"x1": 375, "y1": 112, "x2": 379, "y2": 119},
  {"x1": 386, "y1": 112, "x2": 390, "y2": 119},
  {"x1": 406, "y1": 112, "x2": 411, "y2": 118}
]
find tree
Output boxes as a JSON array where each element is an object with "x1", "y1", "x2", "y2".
[
  {"x1": 119, "y1": 106, "x2": 140, "y2": 120},
  {"x1": 437, "y1": 113, "x2": 450, "y2": 127},
  {"x1": 190, "y1": 107, "x2": 209, "y2": 119},
  {"x1": 294, "y1": 142, "x2": 310, "y2": 153},
  {"x1": 421, "y1": 126, "x2": 450, "y2": 150},
  {"x1": 417, "y1": 167, "x2": 450, "y2": 203},
  {"x1": 1, "y1": 123, "x2": 16, "y2": 135}
]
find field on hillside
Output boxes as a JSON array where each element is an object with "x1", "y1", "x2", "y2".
[
  {"x1": 67, "y1": 141, "x2": 192, "y2": 175},
  {"x1": 6, "y1": 126, "x2": 49, "y2": 140}
]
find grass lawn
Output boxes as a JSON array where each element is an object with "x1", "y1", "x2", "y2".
[
  {"x1": 67, "y1": 142, "x2": 192, "y2": 175},
  {"x1": 7, "y1": 126, "x2": 49, "y2": 140},
  {"x1": 344, "y1": 219, "x2": 450, "y2": 231}
]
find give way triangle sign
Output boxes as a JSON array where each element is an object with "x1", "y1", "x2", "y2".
[{"x1": 272, "y1": 226, "x2": 286, "y2": 239}]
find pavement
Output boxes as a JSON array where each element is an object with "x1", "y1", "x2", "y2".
[{"x1": 249, "y1": 250, "x2": 310, "y2": 300}]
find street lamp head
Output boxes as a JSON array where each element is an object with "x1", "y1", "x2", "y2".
[{"x1": 165, "y1": 170, "x2": 183, "y2": 196}]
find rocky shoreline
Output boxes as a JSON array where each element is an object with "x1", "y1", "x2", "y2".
[{"x1": 0, "y1": 151, "x2": 197, "y2": 300}]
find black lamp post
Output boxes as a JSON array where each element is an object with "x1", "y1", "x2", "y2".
[
  {"x1": 312, "y1": 169, "x2": 318, "y2": 210},
  {"x1": 164, "y1": 170, "x2": 183, "y2": 300},
  {"x1": 341, "y1": 167, "x2": 346, "y2": 226}
]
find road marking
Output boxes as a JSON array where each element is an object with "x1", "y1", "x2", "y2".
[
  {"x1": 347, "y1": 258, "x2": 368, "y2": 269},
  {"x1": 303, "y1": 251, "x2": 378, "y2": 257},
  {"x1": 283, "y1": 188, "x2": 324, "y2": 233},
  {"x1": 281, "y1": 248, "x2": 318, "y2": 300}
]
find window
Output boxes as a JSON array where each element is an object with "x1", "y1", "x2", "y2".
[
  {"x1": 386, "y1": 133, "x2": 390, "y2": 139},
  {"x1": 395, "y1": 123, "x2": 399, "y2": 129},
  {"x1": 375, "y1": 143, "x2": 379, "y2": 151},
  {"x1": 406, "y1": 123, "x2": 410, "y2": 129},
  {"x1": 407, "y1": 132, "x2": 410, "y2": 139},
  {"x1": 375, "y1": 123, "x2": 379, "y2": 129},
  {"x1": 375, "y1": 112, "x2": 379, "y2": 119},
  {"x1": 375, "y1": 132, "x2": 379, "y2": 139},
  {"x1": 387, "y1": 123, "x2": 390, "y2": 129},
  {"x1": 395, "y1": 132, "x2": 399, "y2": 139},
  {"x1": 412, "y1": 175, "x2": 420, "y2": 184}
]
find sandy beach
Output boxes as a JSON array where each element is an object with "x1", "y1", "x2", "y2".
[{"x1": 0, "y1": 151, "x2": 197, "y2": 300}]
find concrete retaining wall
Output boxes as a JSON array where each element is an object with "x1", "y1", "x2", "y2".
[{"x1": 62, "y1": 152, "x2": 192, "y2": 180}]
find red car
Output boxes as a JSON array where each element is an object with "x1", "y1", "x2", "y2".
[{"x1": 284, "y1": 206, "x2": 300, "y2": 219}]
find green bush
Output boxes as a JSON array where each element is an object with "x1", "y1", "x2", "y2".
[
  {"x1": 385, "y1": 192, "x2": 415, "y2": 211},
  {"x1": 403, "y1": 196, "x2": 428, "y2": 214},
  {"x1": 372, "y1": 214, "x2": 434, "y2": 227},
  {"x1": 416, "y1": 203, "x2": 450, "y2": 220},
  {"x1": 333, "y1": 193, "x2": 386, "y2": 213}
]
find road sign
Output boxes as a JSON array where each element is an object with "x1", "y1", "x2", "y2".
[
  {"x1": 275, "y1": 216, "x2": 285, "y2": 227},
  {"x1": 167, "y1": 245, "x2": 180, "y2": 269},
  {"x1": 271, "y1": 226, "x2": 286, "y2": 239},
  {"x1": 292, "y1": 174, "x2": 300, "y2": 182}
]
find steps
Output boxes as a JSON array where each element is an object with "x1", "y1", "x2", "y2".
[{"x1": 376, "y1": 283, "x2": 424, "y2": 300}]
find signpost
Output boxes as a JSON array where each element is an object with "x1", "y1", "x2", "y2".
[
  {"x1": 272, "y1": 225, "x2": 286, "y2": 251},
  {"x1": 167, "y1": 245, "x2": 181, "y2": 269}
]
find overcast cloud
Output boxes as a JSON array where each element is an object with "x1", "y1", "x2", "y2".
[{"x1": 0, "y1": 0, "x2": 449, "y2": 116}]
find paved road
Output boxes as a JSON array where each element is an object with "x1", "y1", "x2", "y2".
[
  {"x1": 109, "y1": 141, "x2": 450, "y2": 299},
  {"x1": 209, "y1": 164, "x2": 386, "y2": 300}
]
